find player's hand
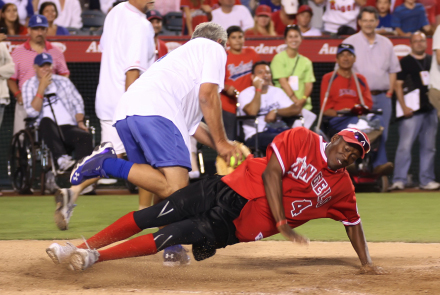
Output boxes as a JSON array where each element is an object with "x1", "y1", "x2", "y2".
[
  {"x1": 278, "y1": 224, "x2": 309, "y2": 245},
  {"x1": 217, "y1": 140, "x2": 244, "y2": 168},
  {"x1": 77, "y1": 121, "x2": 89, "y2": 132},
  {"x1": 253, "y1": 76, "x2": 264, "y2": 90},
  {"x1": 402, "y1": 106, "x2": 414, "y2": 118},
  {"x1": 359, "y1": 263, "x2": 386, "y2": 275},
  {"x1": 264, "y1": 110, "x2": 277, "y2": 123}
]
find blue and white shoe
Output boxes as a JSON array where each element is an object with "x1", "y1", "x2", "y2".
[
  {"x1": 163, "y1": 245, "x2": 191, "y2": 267},
  {"x1": 70, "y1": 142, "x2": 116, "y2": 185}
]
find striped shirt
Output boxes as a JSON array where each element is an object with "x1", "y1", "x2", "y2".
[
  {"x1": 22, "y1": 74, "x2": 84, "y2": 125},
  {"x1": 11, "y1": 40, "x2": 70, "y2": 90}
]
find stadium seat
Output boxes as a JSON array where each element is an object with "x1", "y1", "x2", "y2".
[
  {"x1": 163, "y1": 12, "x2": 183, "y2": 35},
  {"x1": 81, "y1": 10, "x2": 106, "y2": 29}
]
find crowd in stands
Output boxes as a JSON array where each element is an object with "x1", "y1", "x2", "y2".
[{"x1": 0, "y1": 0, "x2": 439, "y2": 192}]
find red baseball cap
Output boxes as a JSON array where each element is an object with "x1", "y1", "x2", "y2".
[
  {"x1": 146, "y1": 9, "x2": 163, "y2": 21},
  {"x1": 337, "y1": 128, "x2": 370, "y2": 159},
  {"x1": 297, "y1": 5, "x2": 313, "y2": 16},
  {"x1": 255, "y1": 5, "x2": 272, "y2": 17}
]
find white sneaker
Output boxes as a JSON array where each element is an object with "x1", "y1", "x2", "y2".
[
  {"x1": 389, "y1": 181, "x2": 405, "y2": 190},
  {"x1": 69, "y1": 248, "x2": 100, "y2": 271},
  {"x1": 46, "y1": 242, "x2": 77, "y2": 264},
  {"x1": 54, "y1": 189, "x2": 76, "y2": 230},
  {"x1": 57, "y1": 155, "x2": 76, "y2": 173},
  {"x1": 420, "y1": 181, "x2": 440, "y2": 190}
]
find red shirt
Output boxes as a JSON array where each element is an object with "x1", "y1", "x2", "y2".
[
  {"x1": 221, "y1": 47, "x2": 260, "y2": 114},
  {"x1": 156, "y1": 38, "x2": 168, "y2": 60},
  {"x1": 222, "y1": 127, "x2": 360, "y2": 242},
  {"x1": 320, "y1": 72, "x2": 373, "y2": 112},
  {"x1": 271, "y1": 10, "x2": 295, "y2": 36}
]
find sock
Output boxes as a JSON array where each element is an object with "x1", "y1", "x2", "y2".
[
  {"x1": 97, "y1": 234, "x2": 157, "y2": 262},
  {"x1": 102, "y1": 158, "x2": 134, "y2": 180},
  {"x1": 77, "y1": 211, "x2": 141, "y2": 250}
]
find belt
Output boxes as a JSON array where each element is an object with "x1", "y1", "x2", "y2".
[{"x1": 371, "y1": 90, "x2": 387, "y2": 95}]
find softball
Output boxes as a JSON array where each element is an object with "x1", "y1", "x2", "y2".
[{"x1": 230, "y1": 156, "x2": 243, "y2": 167}]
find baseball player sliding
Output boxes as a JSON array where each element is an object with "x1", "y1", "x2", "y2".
[{"x1": 47, "y1": 127, "x2": 383, "y2": 275}]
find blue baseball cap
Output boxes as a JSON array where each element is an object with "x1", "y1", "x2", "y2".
[
  {"x1": 337, "y1": 43, "x2": 355, "y2": 56},
  {"x1": 34, "y1": 53, "x2": 53, "y2": 66},
  {"x1": 28, "y1": 14, "x2": 48, "y2": 28}
]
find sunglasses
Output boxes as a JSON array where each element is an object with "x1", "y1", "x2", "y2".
[{"x1": 353, "y1": 131, "x2": 370, "y2": 154}]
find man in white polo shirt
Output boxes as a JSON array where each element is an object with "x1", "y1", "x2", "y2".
[
  {"x1": 53, "y1": 0, "x2": 155, "y2": 230},
  {"x1": 68, "y1": 22, "x2": 243, "y2": 267}
]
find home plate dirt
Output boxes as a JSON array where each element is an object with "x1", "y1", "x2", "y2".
[{"x1": 0, "y1": 240, "x2": 439, "y2": 295}]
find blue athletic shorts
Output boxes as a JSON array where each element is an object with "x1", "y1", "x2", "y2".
[{"x1": 115, "y1": 116, "x2": 191, "y2": 170}]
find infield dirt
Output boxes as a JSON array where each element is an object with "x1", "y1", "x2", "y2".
[{"x1": 0, "y1": 240, "x2": 439, "y2": 295}]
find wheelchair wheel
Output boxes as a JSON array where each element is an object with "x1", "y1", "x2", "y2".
[
  {"x1": 8, "y1": 129, "x2": 36, "y2": 194},
  {"x1": 378, "y1": 175, "x2": 389, "y2": 193}
]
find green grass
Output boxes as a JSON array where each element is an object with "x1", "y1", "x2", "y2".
[{"x1": 0, "y1": 192, "x2": 439, "y2": 242}]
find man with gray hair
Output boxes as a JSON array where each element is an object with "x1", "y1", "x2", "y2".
[{"x1": 64, "y1": 22, "x2": 243, "y2": 267}]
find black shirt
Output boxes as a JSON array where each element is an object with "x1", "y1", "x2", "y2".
[{"x1": 397, "y1": 54, "x2": 433, "y2": 113}]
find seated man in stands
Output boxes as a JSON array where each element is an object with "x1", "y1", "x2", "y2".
[
  {"x1": 320, "y1": 44, "x2": 393, "y2": 175},
  {"x1": 22, "y1": 53, "x2": 93, "y2": 173},
  {"x1": 238, "y1": 61, "x2": 315, "y2": 152}
]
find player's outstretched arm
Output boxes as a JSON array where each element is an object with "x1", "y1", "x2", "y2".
[
  {"x1": 345, "y1": 222, "x2": 384, "y2": 275},
  {"x1": 262, "y1": 154, "x2": 309, "y2": 245}
]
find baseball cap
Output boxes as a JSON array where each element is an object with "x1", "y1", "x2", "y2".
[
  {"x1": 28, "y1": 14, "x2": 48, "y2": 28},
  {"x1": 337, "y1": 43, "x2": 356, "y2": 56},
  {"x1": 281, "y1": 0, "x2": 298, "y2": 15},
  {"x1": 146, "y1": 10, "x2": 162, "y2": 21},
  {"x1": 337, "y1": 128, "x2": 370, "y2": 159},
  {"x1": 297, "y1": 5, "x2": 313, "y2": 16},
  {"x1": 255, "y1": 5, "x2": 272, "y2": 17},
  {"x1": 34, "y1": 53, "x2": 53, "y2": 66}
]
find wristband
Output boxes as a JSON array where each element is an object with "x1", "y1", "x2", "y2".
[
  {"x1": 301, "y1": 95, "x2": 307, "y2": 100},
  {"x1": 276, "y1": 219, "x2": 288, "y2": 228},
  {"x1": 14, "y1": 90, "x2": 21, "y2": 96},
  {"x1": 256, "y1": 88, "x2": 262, "y2": 92},
  {"x1": 36, "y1": 93, "x2": 44, "y2": 99},
  {"x1": 386, "y1": 91, "x2": 393, "y2": 97}
]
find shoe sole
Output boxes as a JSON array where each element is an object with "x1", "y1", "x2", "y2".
[
  {"x1": 46, "y1": 248, "x2": 61, "y2": 264},
  {"x1": 69, "y1": 253, "x2": 85, "y2": 271},
  {"x1": 54, "y1": 189, "x2": 68, "y2": 231},
  {"x1": 70, "y1": 142, "x2": 114, "y2": 184}
]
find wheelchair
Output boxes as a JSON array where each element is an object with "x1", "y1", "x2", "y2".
[{"x1": 8, "y1": 117, "x2": 96, "y2": 195}]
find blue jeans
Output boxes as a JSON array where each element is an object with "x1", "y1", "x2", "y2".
[
  {"x1": 392, "y1": 110, "x2": 438, "y2": 186},
  {"x1": 371, "y1": 93, "x2": 391, "y2": 166}
]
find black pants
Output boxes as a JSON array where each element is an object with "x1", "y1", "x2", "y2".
[
  {"x1": 39, "y1": 117, "x2": 93, "y2": 161},
  {"x1": 245, "y1": 131, "x2": 279, "y2": 153},
  {"x1": 132, "y1": 175, "x2": 248, "y2": 260},
  {"x1": 222, "y1": 110, "x2": 236, "y2": 141}
]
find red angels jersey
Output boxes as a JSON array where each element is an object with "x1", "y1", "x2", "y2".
[{"x1": 221, "y1": 127, "x2": 360, "y2": 242}]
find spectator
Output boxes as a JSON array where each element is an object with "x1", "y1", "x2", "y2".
[
  {"x1": 22, "y1": 53, "x2": 93, "y2": 173},
  {"x1": 390, "y1": 32, "x2": 439, "y2": 190},
  {"x1": 211, "y1": 0, "x2": 254, "y2": 32},
  {"x1": 0, "y1": 3, "x2": 27, "y2": 35},
  {"x1": 320, "y1": 43, "x2": 393, "y2": 176},
  {"x1": 39, "y1": 2, "x2": 69, "y2": 36},
  {"x1": 146, "y1": 10, "x2": 168, "y2": 60},
  {"x1": 271, "y1": 0, "x2": 297, "y2": 36},
  {"x1": 0, "y1": 35, "x2": 15, "y2": 129},
  {"x1": 312, "y1": 0, "x2": 366, "y2": 35},
  {"x1": 429, "y1": 25, "x2": 440, "y2": 117},
  {"x1": 391, "y1": 0, "x2": 431, "y2": 36},
  {"x1": 366, "y1": 0, "x2": 402, "y2": 12},
  {"x1": 270, "y1": 25, "x2": 315, "y2": 113},
  {"x1": 244, "y1": 4, "x2": 276, "y2": 36},
  {"x1": 296, "y1": 4, "x2": 322, "y2": 37},
  {"x1": 181, "y1": 0, "x2": 212, "y2": 35},
  {"x1": 7, "y1": 14, "x2": 69, "y2": 136},
  {"x1": 418, "y1": 0, "x2": 437, "y2": 26},
  {"x1": 153, "y1": 0, "x2": 181, "y2": 16},
  {"x1": 259, "y1": 0, "x2": 281, "y2": 12},
  {"x1": 221, "y1": 25, "x2": 260, "y2": 140},
  {"x1": 37, "y1": 0, "x2": 82, "y2": 29},
  {"x1": 0, "y1": 0, "x2": 34, "y2": 25},
  {"x1": 376, "y1": 0, "x2": 394, "y2": 35},
  {"x1": 238, "y1": 61, "x2": 301, "y2": 151},
  {"x1": 343, "y1": 6, "x2": 401, "y2": 174}
]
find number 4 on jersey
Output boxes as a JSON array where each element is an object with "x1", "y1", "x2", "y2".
[{"x1": 290, "y1": 200, "x2": 312, "y2": 217}]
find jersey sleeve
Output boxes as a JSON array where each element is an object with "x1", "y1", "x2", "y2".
[
  {"x1": 200, "y1": 42, "x2": 226, "y2": 90},
  {"x1": 326, "y1": 189, "x2": 360, "y2": 226}
]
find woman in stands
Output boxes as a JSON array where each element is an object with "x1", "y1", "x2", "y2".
[
  {"x1": 245, "y1": 5, "x2": 276, "y2": 36},
  {"x1": 180, "y1": 0, "x2": 213, "y2": 35},
  {"x1": 39, "y1": 2, "x2": 69, "y2": 36},
  {"x1": 0, "y1": 3, "x2": 27, "y2": 36}
]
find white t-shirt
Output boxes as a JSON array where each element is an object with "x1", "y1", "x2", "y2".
[
  {"x1": 430, "y1": 26, "x2": 440, "y2": 90},
  {"x1": 238, "y1": 85, "x2": 293, "y2": 140},
  {"x1": 211, "y1": 5, "x2": 254, "y2": 32},
  {"x1": 95, "y1": 2, "x2": 155, "y2": 121},
  {"x1": 113, "y1": 37, "x2": 226, "y2": 154},
  {"x1": 302, "y1": 27, "x2": 322, "y2": 37},
  {"x1": 322, "y1": 0, "x2": 360, "y2": 33}
]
